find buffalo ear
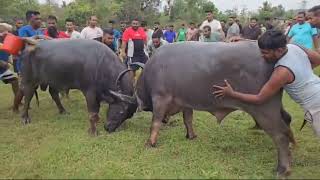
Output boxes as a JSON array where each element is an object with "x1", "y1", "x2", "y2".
[{"x1": 109, "y1": 90, "x2": 136, "y2": 104}]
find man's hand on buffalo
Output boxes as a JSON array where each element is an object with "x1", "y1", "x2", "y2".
[{"x1": 212, "y1": 80, "x2": 235, "y2": 99}]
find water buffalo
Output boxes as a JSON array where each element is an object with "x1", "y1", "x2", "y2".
[
  {"x1": 111, "y1": 41, "x2": 295, "y2": 177},
  {"x1": 20, "y1": 39, "x2": 137, "y2": 135}
]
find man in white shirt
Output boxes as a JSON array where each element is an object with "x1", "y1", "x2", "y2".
[
  {"x1": 80, "y1": 16, "x2": 103, "y2": 40},
  {"x1": 200, "y1": 10, "x2": 225, "y2": 38},
  {"x1": 65, "y1": 18, "x2": 81, "y2": 39}
]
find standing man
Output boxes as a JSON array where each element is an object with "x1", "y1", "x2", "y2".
[
  {"x1": 200, "y1": 10, "x2": 225, "y2": 38},
  {"x1": 265, "y1": 17, "x2": 274, "y2": 30},
  {"x1": 80, "y1": 15, "x2": 103, "y2": 41},
  {"x1": 288, "y1": 11, "x2": 318, "y2": 49},
  {"x1": 109, "y1": 20, "x2": 122, "y2": 51},
  {"x1": 65, "y1": 18, "x2": 81, "y2": 39},
  {"x1": 44, "y1": 15, "x2": 69, "y2": 39},
  {"x1": 186, "y1": 22, "x2": 198, "y2": 41},
  {"x1": 152, "y1": 22, "x2": 163, "y2": 39},
  {"x1": 102, "y1": 28, "x2": 116, "y2": 53},
  {"x1": 12, "y1": 18, "x2": 24, "y2": 36},
  {"x1": 19, "y1": 11, "x2": 43, "y2": 38},
  {"x1": 220, "y1": 20, "x2": 228, "y2": 35},
  {"x1": 141, "y1": 21, "x2": 154, "y2": 42},
  {"x1": 121, "y1": 19, "x2": 148, "y2": 72},
  {"x1": 199, "y1": 25, "x2": 224, "y2": 42},
  {"x1": 0, "y1": 24, "x2": 20, "y2": 112},
  {"x1": 212, "y1": 30, "x2": 320, "y2": 137},
  {"x1": 242, "y1": 18, "x2": 262, "y2": 40},
  {"x1": 163, "y1": 25, "x2": 176, "y2": 43},
  {"x1": 176, "y1": 23, "x2": 187, "y2": 42},
  {"x1": 226, "y1": 16, "x2": 240, "y2": 41},
  {"x1": 147, "y1": 34, "x2": 168, "y2": 57}
]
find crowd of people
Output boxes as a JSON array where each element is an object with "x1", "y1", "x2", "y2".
[{"x1": 0, "y1": 6, "x2": 320, "y2": 133}]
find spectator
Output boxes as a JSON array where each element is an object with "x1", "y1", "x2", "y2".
[
  {"x1": 12, "y1": 18, "x2": 24, "y2": 36},
  {"x1": 186, "y1": 22, "x2": 198, "y2": 41},
  {"x1": 242, "y1": 18, "x2": 262, "y2": 40},
  {"x1": 119, "y1": 21, "x2": 127, "y2": 48},
  {"x1": 109, "y1": 20, "x2": 122, "y2": 51},
  {"x1": 199, "y1": 25, "x2": 223, "y2": 42},
  {"x1": 19, "y1": 11, "x2": 43, "y2": 37},
  {"x1": 163, "y1": 25, "x2": 176, "y2": 43},
  {"x1": 200, "y1": 10, "x2": 225, "y2": 38},
  {"x1": 152, "y1": 22, "x2": 163, "y2": 39},
  {"x1": 44, "y1": 15, "x2": 69, "y2": 38},
  {"x1": 121, "y1": 19, "x2": 148, "y2": 72},
  {"x1": 176, "y1": 23, "x2": 187, "y2": 42},
  {"x1": 220, "y1": 20, "x2": 228, "y2": 35},
  {"x1": 65, "y1": 18, "x2": 81, "y2": 39},
  {"x1": 284, "y1": 19, "x2": 293, "y2": 36},
  {"x1": 260, "y1": 23, "x2": 267, "y2": 34},
  {"x1": 235, "y1": 19, "x2": 243, "y2": 34},
  {"x1": 147, "y1": 34, "x2": 168, "y2": 57},
  {"x1": 265, "y1": 17, "x2": 274, "y2": 30},
  {"x1": 226, "y1": 16, "x2": 240, "y2": 40},
  {"x1": 141, "y1": 21, "x2": 154, "y2": 42},
  {"x1": 102, "y1": 28, "x2": 116, "y2": 53},
  {"x1": 80, "y1": 15, "x2": 103, "y2": 41},
  {"x1": 0, "y1": 24, "x2": 20, "y2": 112},
  {"x1": 288, "y1": 11, "x2": 318, "y2": 49}
]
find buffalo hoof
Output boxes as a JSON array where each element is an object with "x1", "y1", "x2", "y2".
[
  {"x1": 186, "y1": 133, "x2": 197, "y2": 140},
  {"x1": 145, "y1": 139, "x2": 157, "y2": 148},
  {"x1": 21, "y1": 117, "x2": 31, "y2": 125},
  {"x1": 88, "y1": 128, "x2": 99, "y2": 137},
  {"x1": 276, "y1": 165, "x2": 291, "y2": 179}
]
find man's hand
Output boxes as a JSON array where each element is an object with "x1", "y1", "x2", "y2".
[
  {"x1": 119, "y1": 49, "x2": 126, "y2": 62},
  {"x1": 212, "y1": 80, "x2": 235, "y2": 98}
]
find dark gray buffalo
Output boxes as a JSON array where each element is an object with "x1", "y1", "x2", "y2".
[
  {"x1": 20, "y1": 39, "x2": 137, "y2": 135},
  {"x1": 111, "y1": 41, "x2": 295, "y2": 177}
]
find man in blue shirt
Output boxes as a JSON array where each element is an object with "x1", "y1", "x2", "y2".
[
  {"x1": 288, "y1": 11, "x2": 318, "y2": 49},
  {"x1": 19, "y1": 11, "x2": 43, "y2": 38},
  {"x1": 164, "y1": 25, "x2": 176, "y2": 43},
  {"x1": 109, "y1": 20, "x2": 121, "y2": 52}
]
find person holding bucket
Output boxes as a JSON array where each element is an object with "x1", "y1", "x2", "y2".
[{"x1": 0, "y1": 23, "x2": 21, "y2": 112}]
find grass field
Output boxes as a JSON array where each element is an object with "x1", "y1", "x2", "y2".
[{"x1": 0, "y1": 83, "x2": 319, "y2": 179}]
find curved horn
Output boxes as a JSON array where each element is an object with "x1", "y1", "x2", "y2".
[
  {"x1": 109, "y1": 90, "x2": 136, "y2": 104},
  {"x1": 116, "y1": 69, "x2": 134, "y2": 90}
]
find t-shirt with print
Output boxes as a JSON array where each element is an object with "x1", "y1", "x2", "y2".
[
  {"x1": 122, "y1": 27, "x2": 147, "y2": 58},
  {"x1": 288, "y1": 22, "x2": 317, "y2": 49}
]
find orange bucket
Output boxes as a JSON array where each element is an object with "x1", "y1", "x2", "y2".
[{"x1": 0, "y1": 33, "x2": 23, "y2": 55}]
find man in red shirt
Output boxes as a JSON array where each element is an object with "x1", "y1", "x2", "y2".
[
  {"x1": 44, "y1": 15, "x2": 69, "y2": 39},
  {"x1": 121, "y1": 19, "x2": 148, "y2": 71}
]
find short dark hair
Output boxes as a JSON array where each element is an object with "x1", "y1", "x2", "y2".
[
  {"x1": 103, "y1": 28, "x2": 114, "y2": 35},
  {"x1": 89, "y1": 15, "x2": 97, "y2": 20},
  {"x1": 190, "y1": 22, "x2": 194, "y2": 25},
  {"x1": 47, "y1": 15, "x2": 57, "y2": 22},
  {"x1": 309, "y1": 5, "x2": 320, "y2": 16},
  {"x1": 132, "y1": 18, "x2": 140, "y2": 22},
  {"x1": 26, "y1": 10, "x2": 40, "y2": 21},
  {"x1": 258, "y1": 30, "x2": 287, "y2": 50},
  {"x1": 109, "y1": 20, "x2": 115, "y2": 24},
  {"x1": 250, "y1": 17, "x2": 258, "y2": 22},
  {"x1": 65, "y1": 18, "x2": 74, "y2": 24},
  {"x1": 265, "y1": 17, "x2": 271, "y2": 21},
  {"x1": 203, "y1": 25, "x2": 211, "y2": 31},
  {"x1": 221, "y1": 20, "x2": 226, "y2": 23},
  {"x1": 154, "y1": 22, "x2": 160, "y2": 25},
  {"x1": 205, "y1": 10, "x2": 213, "y2": 13},
  {"x1": 152, "y1": 33, "x2": 161, "y2": 39},
  {"x1": 298, "y1": 11, "x2": 306, "y2": 17},
  {"x1": 169, "y1": 24, "x2": 174, "y2": 27},
  {"x1": 141, "y1": 21, "x2": 147, "y2": 27}
]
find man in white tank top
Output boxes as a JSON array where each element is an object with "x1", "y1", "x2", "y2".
[{"x1": 213, "y1": 30, "x2": 320, "y2": 137}]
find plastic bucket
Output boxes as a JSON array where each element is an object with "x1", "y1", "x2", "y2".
[{"x1": 0, "y1": 33, "x2": 23, "y2": 55}]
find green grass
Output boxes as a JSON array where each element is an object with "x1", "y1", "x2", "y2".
[{"x1": 0, "y1": 84, "x2": 319, "y2": 179}]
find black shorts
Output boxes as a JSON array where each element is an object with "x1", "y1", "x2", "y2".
[
  {"x1": 0, "y1": 69, "x2": 18, "y2": 84},
  {"x1": 125, "y1": 55, "x2": 148, "y2": 71}
]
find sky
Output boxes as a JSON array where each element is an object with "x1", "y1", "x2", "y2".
[{"x1": 40, "y1": 0, "x2": 319, "y2": 12}]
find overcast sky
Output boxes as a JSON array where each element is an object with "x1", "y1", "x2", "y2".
[{"x1": 41, "y1": 0, "x2": 319, "y2": 12}]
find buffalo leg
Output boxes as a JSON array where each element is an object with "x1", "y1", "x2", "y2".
[
  {"x1": 183, "y1": 108, "x2": 197, "y2": 139},
  {"x1": 49, "y1": 87, "x2": 66, "y2": 114},
  {"x1": 146, "y1": 96, "x2": 171, "y2": 147},
  {"x1": 21, "y1": 84, "x2": 34, "y2": 124},
  {"x1": 280, "y1": 107, "x2": 291, "y2": 127},
  {"x1": 249, "y1": 109, "x2": 294, "y2": 178},
  {"x1": 84, "y1": 90, "x2": 100, "y2": 136}
]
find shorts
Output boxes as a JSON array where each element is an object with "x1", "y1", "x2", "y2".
[
  {"x1": 125, "y1": 55, "x2": 148, "y2": 71},
  {"x1": 0, "y1": 69, "x2": 17, "y2": 84},
  {"x1": 304, "y1": 108, "x2": 320, "y2": 137}
]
